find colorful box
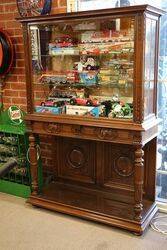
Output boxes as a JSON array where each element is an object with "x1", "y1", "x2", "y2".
[
  {"x1": 79, "y1": 72, "x2": 98, "y2": 85},
  {"x1": 66, "y1": 105, "x2": 100, "y2": 117},
  {"x1": 35, "y1": 106, "x2": 63, "y2": 114}
]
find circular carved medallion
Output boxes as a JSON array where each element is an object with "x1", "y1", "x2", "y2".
[
  {"x1": 114, "y1": 156, "x2": 134, "y2": 177},
  {"x1": 68, "y1": 148, "x2": 85, "y2": 169}
]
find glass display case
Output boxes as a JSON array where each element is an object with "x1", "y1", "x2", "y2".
[
  {"x1": 18, "y1": 5, "x2": 165, "y2": 235},
  {"x1": 31, "y1": 17, "x2": 134, "y2": 120}
]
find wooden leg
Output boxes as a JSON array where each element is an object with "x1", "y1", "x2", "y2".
[
  {"x1": 29, "y1": 134, "x2": 38, "y2": 195},
  {"x1": 134, "y1": 145, "x2": 144, "y2": 221}
]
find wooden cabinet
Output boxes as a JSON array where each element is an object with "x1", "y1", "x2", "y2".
[{"x1": 17, "y1": 5, "x2": 165, "y2": 235}]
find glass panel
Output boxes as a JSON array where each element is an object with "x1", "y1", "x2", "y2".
[
  {"x1": 144, "y1": 18, "x2": 156, "y2": 118},
  {"x1": 156, "y1": 8, "x2": 167, "y2": 203},
  {"x1": 30, "y1": 17, "x2": 134, "y2": 119}
]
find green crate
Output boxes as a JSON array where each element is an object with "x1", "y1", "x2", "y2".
[{"x1": 0, "y1": 107, "x2": 43, "y2": 197}]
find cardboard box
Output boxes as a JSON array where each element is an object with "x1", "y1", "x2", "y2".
[
  {"x1": 35, "y1": 106, "x2": 63, "y2": 115},
  {"x1": 66, "y1": 105, "x2": 101, "y2": 117}
]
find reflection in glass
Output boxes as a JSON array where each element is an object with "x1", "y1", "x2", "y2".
[
  {"x1": 30, "y1": 18, "x2": 134, "y2": 119},
  {"x1": 144, "y1": 18, "x2": 156, "y2": 118}
]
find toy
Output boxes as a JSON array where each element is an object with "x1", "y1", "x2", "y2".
[
  {"x1": 54, "y1": 34, "x2": 77, "y2": 48},
  {"x1": 79, "y1": 72, "x2": 98, "y2": 86},
  {"x1": 66, "y1": 105, "x2": 100, "y2": 117},
  {"x1": 41, "y1": 99, "x2": 67, "y2": 107},
  {"x1": 49, "y1": 88, "x2": 77, "y2": 99},
  {"x1": 74, "y1": 57, "x2": 99, "y2": 71},
  {"x1": 70, "y1": 97, "x2": 99, "y2": 107},
  {"x1": 40, "y1": 71, "x2": 79, "y2": 85},
  {"x1": 35, "y1": 105, "x2": 63, "y2": 114},
  {"x1": 109, "y1": 102, "x2": 133, "y2": 118},
  {"x1": 84, "y1": 57, "x2": 99, "y2": 70},
  {"x1": 39, "y1": 74, "x2": 67, "y2": 85}
]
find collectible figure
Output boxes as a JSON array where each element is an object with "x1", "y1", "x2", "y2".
[{"x1": 109, "y1": 102, "x2": 133, "y2": 118}]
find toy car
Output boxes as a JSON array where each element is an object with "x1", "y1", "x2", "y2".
[
  {"x1": 70, "y1": 98, "x2": 99, "y2": 106},
  {"x1": 66, "y1": 70, "x2": 79, "y2": 83},
  {"x1": 41, "y1": 99, "x2": 58, "y2": 107},
  {"x1": 39, "y1": 74, "x2": 68, "y2": 85},
  {"x1": 54, "y1": 34, "x2": 77, "y2": 48},
  {"x1": 49, "y1": 88, "x2": 77, "y2": 99}
]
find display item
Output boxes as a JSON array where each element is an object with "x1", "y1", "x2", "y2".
[
  {"x1": 18, "y1": 5, "x2": 165, "y2": 235},
  {"x1": 0, "y1": 30, "x2": 14, "y2": 77},
  {"x1": 16, "y1": 0, "x2": 52, "y2": 17}
]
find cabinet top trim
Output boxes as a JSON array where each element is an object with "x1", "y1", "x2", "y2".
[{"x1": 16, "y1": 5, "x2": 165, "y2": 23}]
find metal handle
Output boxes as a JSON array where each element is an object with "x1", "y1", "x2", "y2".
[{"x1": 26, "y1": 144, "x2": 41, "y2": 164}]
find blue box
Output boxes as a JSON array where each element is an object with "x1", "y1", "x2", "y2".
[
  {"x1": 35, "y1": 106, "x2": 62, "y2": 115},
  {"x1": 79, "y1": 72, "x2": 98, "y2": 86}
]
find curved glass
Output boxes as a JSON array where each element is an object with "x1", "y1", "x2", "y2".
[{"x1": 30, "y1": 17, "x2": 134, "y2": 119}]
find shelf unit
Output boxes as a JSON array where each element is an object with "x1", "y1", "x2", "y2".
[{"x1": 17, "y1": 5, "x2": 165, "y2": 235}]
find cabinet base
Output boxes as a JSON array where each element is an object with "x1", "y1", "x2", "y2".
[{"x1": 27, "y1": 183, "x2": 158, "y2": 235}]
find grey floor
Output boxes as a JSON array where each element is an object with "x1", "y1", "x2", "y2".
[{"x1": 0, "y1": 192, "x2": 167, "y2": 250}]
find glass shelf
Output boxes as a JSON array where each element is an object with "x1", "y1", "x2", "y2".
[{"x1": 30, "y1": 17, "x2": 135, "y2": 120}]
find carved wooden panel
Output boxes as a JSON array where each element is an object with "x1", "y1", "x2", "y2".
[
  {"x1": 32, "y1": 121, "x2": 139, "y2": 144},
  {"x1": 55, "y1": 137, "x2": 96, "y2": 184},
  {"x1": 103, "y1": 143, "x2": 135, "y2": 188}
]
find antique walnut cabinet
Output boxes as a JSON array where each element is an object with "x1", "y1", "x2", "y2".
[{"x1": 18, "y1": 5, "x2": 165, "y2": 235}]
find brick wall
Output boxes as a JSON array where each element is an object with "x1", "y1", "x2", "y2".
[
  {"x1": 0, "y1": 0, "x2": 67, "y2": 110},
  {"x1": 0, "y1": 0, "x2": 67, "y2": 172}
]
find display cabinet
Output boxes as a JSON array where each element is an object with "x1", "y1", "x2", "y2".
[{"x1": 17, "y1": 5, "x2": 165, "y2": 235}]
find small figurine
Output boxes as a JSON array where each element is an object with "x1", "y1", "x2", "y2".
[
  {"x1": 109, "y1": 102, "x2": 132, "y2": 118},
  {"x1": 84, "y1": 57, "x2": 99, "y2": 70}
]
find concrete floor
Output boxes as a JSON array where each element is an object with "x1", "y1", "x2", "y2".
[{"x1": 0, "y1": 192, "x2": 167, "y2": 250}]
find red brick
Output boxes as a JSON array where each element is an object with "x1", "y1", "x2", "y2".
[
  {"x1": 16, "y1": 52, "x2": 25, "y2": 59},
  {"x1": 11, "y1": 36, "x2": 23, "y2": 44},
  {"x1": 11, "y1": 97, "x2": 27, "y2": 105},
  {"x1": 0, "y1": 13, "x2": 15, "y2": 20},
  {"x1": 17, "y1": 76, "x2": 25, "y2": 82},
  {"x1": 14, "y1": 29, "x2": 23, "y2": 36},
  {"x1": 0, "y1": 0, "x2": 16, "y2": 3},
  {"x1": 0, "y1": 5, "x2": 4, "y2": 13},
  {"x1": 12, "y1": 68, "x2": 25, "y2": 75},
  {"x1": 16, "y1": 59, "x2": 25, "y2": 67},
  {"x1": 6, "y1": 75, "x2": 18, "y2": 82},
  {"x1": 11, "y1": 83, "x2": 26, "y2": 90},
  {"x1": 19, "y1": 91, "x2": 26, "y2": 98},
  {"x1": 3, "y1": 97, "x2": 12, "y2": 104},
  {"x1": 58, "y1": 0, "x2": 67, "y2": 7},
  {"x1": 4, "y1": 89, "x2": 19, "y2": 97},
  {"x1": 4, "y1": 4, "x2": 17, "y2": 13},
  {"x1": 52, "y1": 7, "x2": 67, "y2": 14},
  {"x1": 6, "y1": 21, "x2": 21, "y2": 29},
  {"x1": 52, "y1": 0, "x2": 58, "y2": 8}
]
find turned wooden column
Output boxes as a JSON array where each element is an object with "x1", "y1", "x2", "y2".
[
  {"x1": 29, "y1": 134, "x2": 39, "y2": 195},
  {"x1": 134, "y1": 144, "x2": 144, "y2": 221}
]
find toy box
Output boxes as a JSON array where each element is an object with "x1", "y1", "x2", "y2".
[
  {"x1": 79, "y1": 72, "x2": 98, "y2": 85},
  {"x1": 35, "y1": 106, "x2": 63, "y2": 114},
  {"x1": 66, "y1": 105, "x2": 100, "y2": 117}
]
